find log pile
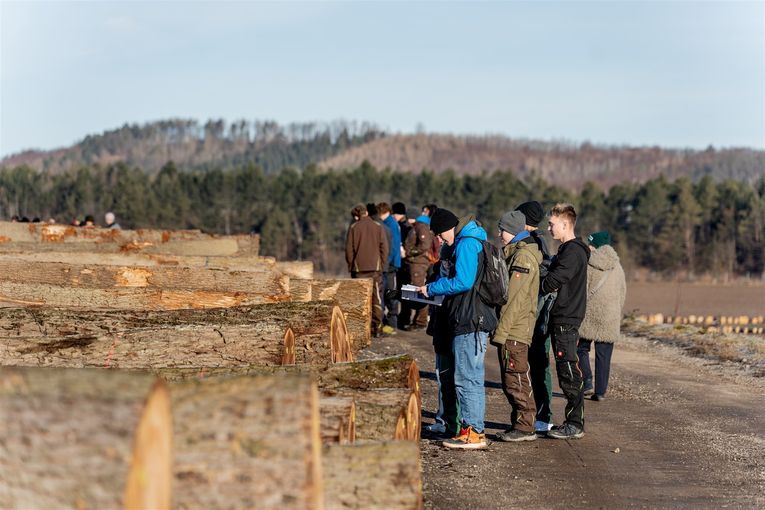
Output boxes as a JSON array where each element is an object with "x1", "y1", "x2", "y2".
[
  {"x1": 0, "y1": 222, "x2": 423, "y2": 508},
  {"x1": 635, "y1": 313, "x2": 765, "y2": 335}
]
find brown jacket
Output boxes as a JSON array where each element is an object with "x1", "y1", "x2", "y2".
[
  {"x1": 345, "y1": 216, "x2": 389, "y2": 273},
  {"x1": 404, "y1": 220, "x2": 433, "y2": 266}
]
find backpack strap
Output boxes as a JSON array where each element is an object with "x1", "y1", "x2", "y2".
[{"x1": 589, "y1": 268, "x2": 612, "y2": 297}]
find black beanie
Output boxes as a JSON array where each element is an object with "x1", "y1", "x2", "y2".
[
  {"x1": 430, "y1": 208, "x2": 459, "y2": 235},
  {"x1": 515, "y1": 201, "x2": 544, "y2": 227},
  {"x1": 392, "y1": 202, "x2": 406, "y2": 215}
]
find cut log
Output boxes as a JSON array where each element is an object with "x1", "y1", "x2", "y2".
[
  {"x1": 276, "y1": 260, "x2": 314, "y2": 280},
  {"x1": 0, "y1": 301, "x2": 353, "y2": 368},
  {"x1": 0, "y1": 367, "x2": 171, "y2": 510},
  {"x1": 170, "y1": 374, "x2": 323, "y2": 510},
  {"x1": 292, "y1": 278, "x2": 373, "y2": 349},
  {"x1": 332, "y1": 388, "x2": 420, "y2": 442},
  {"x1": 0, "y1": 251, "x2": 277, "y2": 270},
  {"x1": 0, "y1": 258, "x2": 285, "y2": 292},
  {"x1": 322, "y1": 441, "x2": 423, "y2": 510},
  {"x1": 0, "y1": 282, "x2": 288, "y2": 309},
  {"x1": 0, "y1": 221, "x2": 260, "y2": 256},
  {"x1": 152, "y1": 356, "x2": 418, "y2": 393},
  {"x1": 320, "y1": 396, "x2": 356, "y2": 445}
]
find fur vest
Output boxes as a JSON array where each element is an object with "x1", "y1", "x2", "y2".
[{"x1": 578, "y1": 245, "x2": 626, "y2": 343}]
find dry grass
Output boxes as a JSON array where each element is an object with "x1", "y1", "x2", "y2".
[{"x1": 623, "y1": 318, "x2": 765, "y2": 376}]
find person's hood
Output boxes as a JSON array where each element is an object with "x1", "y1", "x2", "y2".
[
  {"x1": 454, "y1": 215, "x2": 487, "y2": 241},
  {"x1": 588, "y1": 244, "x2": 619, "y2": 271},
  {"x1": 415, "y1": 214, "x2": 431, "y2": 225}
]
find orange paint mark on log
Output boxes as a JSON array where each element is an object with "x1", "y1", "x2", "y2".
[
  {"x1": 161, "y1": 231, "x2": 171, "y2": 243},
  {"x1": 115, "y1": 267, "x2": 153, "y2": 287},
  {"x1": 0, "y1": 236, "x2": 10, "y2": 243}
]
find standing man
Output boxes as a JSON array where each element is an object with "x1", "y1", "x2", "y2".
[
  {"x1": 516, "y1": 201, "x2": 555, "y2": 434},
  {"x1": 346, "y1": 204, "x2": 389, "y2": 338},
  {"x1": 403, "y1": 210, "x2": 434, "y2": 331},
  {"x1": 542, "y1": 203, "x2": 590, "y2": 439},
  {"x1": 493, "y1": 210, "x2": 542, "y2": 442},
  {"x1": 378, "y1": 202, "x2": 402, "y2": 334},
  {"x1": 418, "y1": 208, "x2": 497, "y2": 450}
]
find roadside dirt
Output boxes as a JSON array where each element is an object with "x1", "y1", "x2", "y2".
[{"x1": 363, "y1": 330, "x2": 765, "y2": 509}]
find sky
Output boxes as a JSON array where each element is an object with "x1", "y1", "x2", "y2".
[{"x1": 1, "y1": 0, "x2": 763, "y2": 157}]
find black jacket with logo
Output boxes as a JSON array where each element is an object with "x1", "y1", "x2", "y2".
[{"x1": 541, "y1": 238, "x2": 590, "y2": 328}]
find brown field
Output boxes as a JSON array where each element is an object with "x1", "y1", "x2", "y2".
[{"x1": 625, "y1": 281, "x2": 765, "y2": 317}]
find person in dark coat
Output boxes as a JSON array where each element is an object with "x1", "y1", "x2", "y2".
[{"x1": 541, "y1": 203, "x2": 590, "y2": 440}]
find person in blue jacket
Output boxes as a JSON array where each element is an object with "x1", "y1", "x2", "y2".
[
  {"x1": 418, "y1": 208, "x2": 497, "y2": 449},
  {"x1": 378, "y1": 202, "x2": 402, "y2": 333}
]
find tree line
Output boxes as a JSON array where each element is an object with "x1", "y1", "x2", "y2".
[{"x1": 1, "y1": 161, "x2": 763, "y2": 278}]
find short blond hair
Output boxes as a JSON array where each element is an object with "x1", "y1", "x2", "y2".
[{"x1": 550, "y1": 203, "x2": 577, "y2": 225}]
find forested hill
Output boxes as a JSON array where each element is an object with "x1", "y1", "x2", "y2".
[
  {"x1": 320, "y1": 135, "x2": 765, "y2": 189},
  {"x1": 2, "y1": 119, "x2": 764, "y2": 188},
  {"x1": 1, "y1": 119, "x2": 384, "y2": 175}
]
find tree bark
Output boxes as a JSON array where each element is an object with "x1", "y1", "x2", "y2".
[
  {"x1": 152, "y1": 355, "x2": 418, "y2": 393},
  {"x1": 0, "y1": 367, "x2": 172, "y2": 510},
  {"x1": 319, "y1": 396, "x2": 356, "y2": 445},
  {"x1": 322, "y1": 442, "x2": 423, "y2": 510},
  {"x1": 169, "y1": 374, "x2": 323, "y2": 510},
  {"x1": 0, "y1": 301, "x2": 353, "y2": 368},
  {"x1": 276, "y1": 261, "x2": 314, "y2": 280},
  {"x1": 292, "y1": 278, "x2": 373, "y2": 349}
]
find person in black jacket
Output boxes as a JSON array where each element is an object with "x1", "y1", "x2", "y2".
[{"x1": 541, "y1": 203, "x2": 590, "y2": 440}]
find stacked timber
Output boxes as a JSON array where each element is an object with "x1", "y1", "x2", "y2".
[
  {"x1": 0, "y1": 221, "x2": 260, "y2": 256},
  {"x1": 0, "y1": 222, "x2": 423, "y2": 508}
]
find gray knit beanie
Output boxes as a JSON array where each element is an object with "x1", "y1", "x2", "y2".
[{"x1": 498, "y1": 210, "x2": 526, "y2": 235}]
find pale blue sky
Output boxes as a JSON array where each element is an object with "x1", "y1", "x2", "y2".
[{"x1": 1, "y1": 0, "x2": 763, "y2": 157}]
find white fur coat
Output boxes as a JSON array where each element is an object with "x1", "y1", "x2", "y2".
[{"x1": 579, "y1": 245, "x2": 626, "y2": 343}]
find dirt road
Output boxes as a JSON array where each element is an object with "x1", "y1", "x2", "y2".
[{"x1": 363, "y1": 330, "x2": 765, "y2": 509}]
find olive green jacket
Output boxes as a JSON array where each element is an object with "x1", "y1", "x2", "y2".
[{"x1": 493, "y1": 238, "x2": 542, "y2": 346}]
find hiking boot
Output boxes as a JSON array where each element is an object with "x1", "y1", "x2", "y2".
[
  {"x1": 425, "y1": 422, "x2": 447, "y2": 434},
  {"x1": 591, "y1": 394, "x2": 606, "y2": 402},
  {"x1": 547, "y1": 423, "x2": 584, "y2": 440},
  {"x1": 495, "y1": 429, "x2": 537, "y2": 442},
  {"x1": 442, "y1": 426, "x2": 487, "y2": 450},
  {"x1": 380, "y1": 325, "x2": 397, "y2": 336},
  {"x1": 534, "y1": 420, "x2": 553, "y2": 434}
]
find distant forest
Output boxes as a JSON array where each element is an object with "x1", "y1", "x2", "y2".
[
  {"x1": 3, "y1": 119, "x2": 764, "y2": 188},
  {"x1": 1, "y1": 161, "x2": 763, "y2": 278}
]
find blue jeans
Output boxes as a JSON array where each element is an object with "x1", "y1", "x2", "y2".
[{"x1": 453, "y1": 331, "x2": 488, "y2": 433}]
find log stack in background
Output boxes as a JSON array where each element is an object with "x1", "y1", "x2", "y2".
[{"x1": 0, "y1": 220, "x2": 422, "y2": 509}]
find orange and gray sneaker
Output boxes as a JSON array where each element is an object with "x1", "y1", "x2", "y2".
[{"x1": 442, "y1": 426, "x2": 487, "y2": 450}]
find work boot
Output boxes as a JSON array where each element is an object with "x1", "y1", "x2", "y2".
[
  {"x1": 547, "y1": 423, "x2": 584, "y2": 440},
  {"x1": 495, "y1": 429, "x2": 537, "y2": 442},
  {"x1": 442, "y1": 426, "x2": 487, "y2": 450}
]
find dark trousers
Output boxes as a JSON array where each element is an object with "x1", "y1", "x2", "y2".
[
  {"x1": 352, "y1": 271, "x2": 383, "y2": 335},
  {"x1": 497, "y1": 341, "x2": 535, "y2": 433},
  {"x1": 382, "y1": 270, "x2": 400, "y2": 329},
  {"x1": 551, "y1": 324, "x2": 585, "y2": 429},
  {"x1": 529, "y1": 330, "x2": 553, "y2": 424},
  {"x1": 577, "y1": 339, "x2": 614, "y2": 396}
]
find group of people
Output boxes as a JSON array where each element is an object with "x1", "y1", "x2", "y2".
[
  {"x1": 344, "y1": 201, "x2": 439, "y2": 337},
  {"x1": 10, "y1": 212, "x2": 121, "y2": 229},
  {"x1": 345, "y1": 199, "x2": 626, "y2": 450}
]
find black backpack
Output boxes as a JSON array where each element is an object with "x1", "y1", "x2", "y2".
[{"x1": 463, "y1": 236, "x2": 509, "y2": 308}]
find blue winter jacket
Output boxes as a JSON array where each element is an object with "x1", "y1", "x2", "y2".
[
  {"x1": 382, "y1": 215, "x2": 402, "y2": 270},
  {"x1": 427, "y1": 219, "x2": 486, "y2": 296}
]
